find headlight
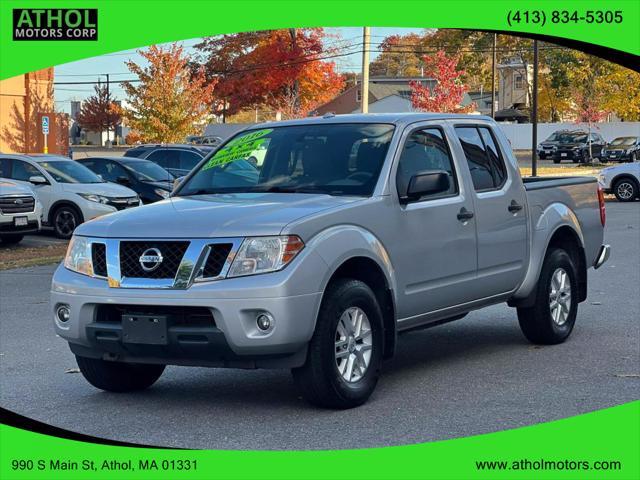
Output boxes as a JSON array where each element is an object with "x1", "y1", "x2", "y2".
[
  {"x1": 78, "y1": 193, "x2": 109, "y2": 204},
  {"x1": 154, "y1": 188, "x2": 170, "y2": 199},
  {"x1": 64, "y1": 236, "x2": 93, "y2": 276},
  {"x1": 227, "y1": 235, "x2": 304, "y2": 278}
]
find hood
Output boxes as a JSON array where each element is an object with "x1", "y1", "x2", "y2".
[
  {"x1": 556, "y1": 142, "x2": 583, "y2": 149},
  {"x1": 75, "y1": 193, "x2": 363, "y2": 238},
  {"x1": 0, "y1": 179, "x2": 35, "y2": 196},
  {"x1": 602, "y1": 163, "x2": 639, "y2": 175},
  {"x1": 61, "y1": 182, "x2": 138, "y2": 197},
  {"x1": 605, "y1": 144, "x2": 632, "y2": 151}
]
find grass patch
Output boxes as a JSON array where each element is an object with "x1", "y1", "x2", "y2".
[{"x1": 0, "y1": 243, "x2": 67, "y2": 271}]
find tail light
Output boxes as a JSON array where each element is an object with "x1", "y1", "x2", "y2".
[{"x1": 597, "y1": 186, "x2": 606, "y2": 227}]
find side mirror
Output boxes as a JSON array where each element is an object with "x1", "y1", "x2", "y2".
[
  {"x1": 116, "y1": 175, "x2": 130, "y2": 185},
  {"x1": 29, "y1": 175, "x2": 48, "y2": 185},
  {"x1": 172, "y1": 176, "x2": 185, "y2": 192},
  {"x1": 403, "y1": 171, "x2": 450, "y2": 202}
]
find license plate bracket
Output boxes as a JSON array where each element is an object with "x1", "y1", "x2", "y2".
[
  {"x1": 14, "y1": 216, "x2": 28, "y2": 227},
  {"x1": 122, "y1": 314, "x2": 168, "y2": 345}
]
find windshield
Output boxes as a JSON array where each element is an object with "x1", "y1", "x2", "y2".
[
  {"x1": 177, "y1": 123, "x2": 395, "y2": 197},
  {"x1": 610, "y1": 137, "x2": 636, "y2": 146},
  {"x1": 40, "y1": 161, "x2": 104, "y2": 184},
  {"x1": 544, "y1": 132, "x2": 561, "y2": 142},
  {"x1": 122, "y1": 160, "x2": 175, "y2": 182}
]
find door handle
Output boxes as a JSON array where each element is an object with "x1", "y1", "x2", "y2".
[
  {"x1": 508, "y1": 200, "x2": 523, "y2": 213},
  {"x1": 457, "y1": 207, "x2": 474, "y2": 222}
]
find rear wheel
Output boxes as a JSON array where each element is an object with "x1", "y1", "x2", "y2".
[
  {"x1": 517, "y1": 248, "x2": 578, "y2": 345},
  {"x1": 76, "y1": 356, "x2": 165, "y2": 392},
  {"x1": 0, "y1": 235, "x2": 24, "y2": 245},
  {"x1": 613, "y1": 177, "x2": 638, "y2": 202},
  {"x1": 292, "y1": 279, "x2": 384, "y2": 409}
]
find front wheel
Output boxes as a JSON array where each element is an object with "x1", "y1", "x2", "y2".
[
  {"x1": 517, "y1": 248, "x2": 578, "y2": 345},
  {"x1": 76, "y1": 355, "x2": 165, "y2": 392},
  {"x1": 292, "y1": 279, "x2": 384, "y2": 409},
  {"x1": 53, "y1": 205, "x2": 81, "y2": 239}
]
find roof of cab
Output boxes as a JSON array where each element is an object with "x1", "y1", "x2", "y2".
[
  {"x1": 256, "y1": 112, "x2": 495, "y2": 129},
  {"x1": 0, "y1": 153, "x2": 72, "y2": 162}
]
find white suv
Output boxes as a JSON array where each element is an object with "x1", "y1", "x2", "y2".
[
  {"x1": 0, "y1": 154, "x2": 141, "y2": 238},
  {"x1": 598, "y1": 162, "x2": 640, "y2": 202}
]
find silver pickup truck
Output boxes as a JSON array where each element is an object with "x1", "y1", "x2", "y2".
[{"x1": 52, "y1": 114, "x2": 610, "y2": 408}]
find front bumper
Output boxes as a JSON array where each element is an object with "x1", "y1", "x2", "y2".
[
  {"x1": 51, "y1": 250, "x2": 327, "y2": 368},
  {"x1": 0, "y1": 207, "x2": 42, "y2": 235}
]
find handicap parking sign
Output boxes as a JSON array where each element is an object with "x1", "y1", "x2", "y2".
[{"x1": 42, "y1": 116, "x2": 49, "y2": 134}]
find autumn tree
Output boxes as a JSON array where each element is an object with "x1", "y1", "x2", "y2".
[
  {"x1": 370, "y1": 33, "x2": 426, "y2": 77},
  {"x1": 410, "y1": 50, "x2": 475, "y2": 113},
  {"x1": 194, "y1": 29, "x2": 343, "y2": 119},
  {"x1": 599, "y1": 64, "x2": 640, "y2": 121},
  {"x1": 121, "y1": 44, "x2": 216, "y2": 143},
  {"x1": 76, "y1": 84, "x2": 121, "y2": 144}
]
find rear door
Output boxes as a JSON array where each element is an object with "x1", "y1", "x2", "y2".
[{"x1": 453, "y1": 123, "x2": 528, "y2": 297}]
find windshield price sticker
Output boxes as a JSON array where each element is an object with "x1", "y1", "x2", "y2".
[{"x1": 203, "y1": 129, "x2": 272, "y2": 170}]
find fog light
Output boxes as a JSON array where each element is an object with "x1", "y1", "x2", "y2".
[
  {"x1": 256, "y1": 313, "x2": 274, "y2": 332},
  {"x1": 56, "y1": 304, "x2": 71, "y2": 323}
]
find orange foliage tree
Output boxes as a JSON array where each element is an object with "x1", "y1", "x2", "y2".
[
  {"x1": 76, "y1": 84, "x2": 121, "y2": 143},
  {"x1": 410, "y1": 50, "x2": 475, "y2": 113},
  {"x1": 121, "y1": 44, "x2": 216, "y2": 143},
  {"x1": 194, "y1": 29, "x2": 344, "y2": 119}
]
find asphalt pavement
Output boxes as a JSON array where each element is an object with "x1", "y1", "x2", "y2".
[{"x1": 0, "y1": 203, "x2": 638, "y2": 450}]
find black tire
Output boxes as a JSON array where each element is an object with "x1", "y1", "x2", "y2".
[
  {"x1": 76, "y1": 355, "x2": 165, "y2": 392},
  {"x1": 517, "y1": 248, "x2": 578, "y2": 345},
  {"x1": 292, "y1": 279, "x2": 384, "y2": 409},
  {"x1": 0, "y1": 235, "x2": 24, "y2": 245},
  {"x1": 553, "y1": 158, "x2": 561, "y2": 164},
  {"x1": 53, "y1": 205, "x2": 81, "y2": 239},
  {"x1": 613, "y1": 177, "x2": 638, "y2": 202}
]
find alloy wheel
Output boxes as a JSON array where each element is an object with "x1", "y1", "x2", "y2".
[
  {"x1": 549, "y1": 268, "x2": 572, "y2": 326},
  {"x1": 335, "y1": 307, "x2": 373, "y2": 383}
]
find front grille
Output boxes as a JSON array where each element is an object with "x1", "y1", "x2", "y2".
[
  {"x1": 107, "y1": 197, "x2": 139, "y2": 211},
  {"x1": 120, "y1": 241, "x2": 189, "y2": 279},
  {"x1": 91, "y1": 243, "x2": 108, "y2": 277},
  {"x1": 0, "y1": 195, "x2": 35, "y2": 214},
  {"x1": 95, "y1": 304, "x2": 215, "y2": 327},
  {"x1": 202, "y1": 243, "x2": 232, "y2": 278}
]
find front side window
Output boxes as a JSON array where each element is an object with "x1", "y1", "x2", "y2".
[
  {"x1": 11, "y1": 160, "x2": 41, "y2": 181},
  {"x1": 177, "y1": 123, "x2": 395, "y2": 197},
  {"x1": 178, "y1": 150, "x2": 202, "y2": 170},
  {"x1": 39, "y1": 161, "x2": 104, "y2": 184},
  {"x1": 396, "y1": 128, "x2": 457, "y2": 199},
  {"x1": 455, "y1": 126, "x2": 506, "y2": 192}
]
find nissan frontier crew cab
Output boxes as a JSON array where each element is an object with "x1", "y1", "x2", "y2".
[{"x1": 52, "y1": 114, "x2": 610, "y2": 408}]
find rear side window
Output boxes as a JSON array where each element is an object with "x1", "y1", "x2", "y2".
[
  {"x1": 396, "y1": 128, "x2": 457, "y2": 199},
  {"x1": 455, "y1": 126, "x2": 507, "y2": 191},
  {"x1": 177, "y1": 150, "x2": 202, "y2": 170},
  {"x1": 146, "y1": 150, "x2": 179, "y2": 169}
]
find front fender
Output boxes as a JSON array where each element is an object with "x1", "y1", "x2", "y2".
[
  {"x1": 306, "y1": 225, "x2": 396, "y2": 301},
  {"x1": 512, "y1": 202, "x2": 584, "y2": 301}
]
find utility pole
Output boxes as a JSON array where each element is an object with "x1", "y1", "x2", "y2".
[
  {"x1": 491, "y1": 33, "x2": 497, "y2": 118},
  {"x1": 105, "y1": 73, "x2": 110, "y2": 146},
  {"x1": 531, "y1": 40, "x2": 539, "y2": 177},
  {"x1": 289, "y1": 28, "x2": 300, "y2": 116},
  {"x1": 361, "y1": 27, "x2": 370, "y2": 114}
]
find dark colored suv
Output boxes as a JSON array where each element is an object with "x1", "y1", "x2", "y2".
[
  {"x1": 124, "y1": 145, "x2": 215, "y2": 177},
  {"x1": 77, "y1": 157, "x2": 174, "y2": 204},
  {"x1": 552, "y1": 131, "x2": 606, "y2": 164},
  {"x1": 601, "y1": 136, "x2": 639, "y2": 163}
]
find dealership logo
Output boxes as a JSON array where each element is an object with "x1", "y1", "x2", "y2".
[
  {"x1": 13, "y1": 9, "x2": 98, "y2": 41},
  {"x1": 139, "y1": 248, "x2": 164, "y2": 272}
]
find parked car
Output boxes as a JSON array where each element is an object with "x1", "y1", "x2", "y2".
[
  {"x1": 77, "y1": 157, "x2": 174, "y2": 204},
  {"x1": 601, "y1": 136, "x2": 640, "y2": 163},
  {"x1": 0, "y1": 155, "x2": 141, "y2": 239},
  {"x1": 124, "y1": 144, "x2": 215, "y2": 177},
  {"x1": 52, "y1": 114, "x2": 609, "y2": 408},
  {"x1": 536, "y1": 129, "x2": 572, "y2": 159},
  {"x1": 598, "y1": 162, "x2": 640, "y2": 202},
  {"x1": 187, "y1": 135, "x2": 223, "y2": 146},
  {"x1": 0, "y1": 178, "x2": 43, "y2": 244},
  {"x1": 552, "y1": 131, "x2": 606, "y2": 163}
]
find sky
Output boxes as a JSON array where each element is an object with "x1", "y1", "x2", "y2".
[{"x1": 53, "y1": 27, "x2": 426, "y2": 114}]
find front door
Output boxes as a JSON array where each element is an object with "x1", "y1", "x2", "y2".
[{"x1": 387, "y1": 124, "x2": 478, "y2": 324}]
